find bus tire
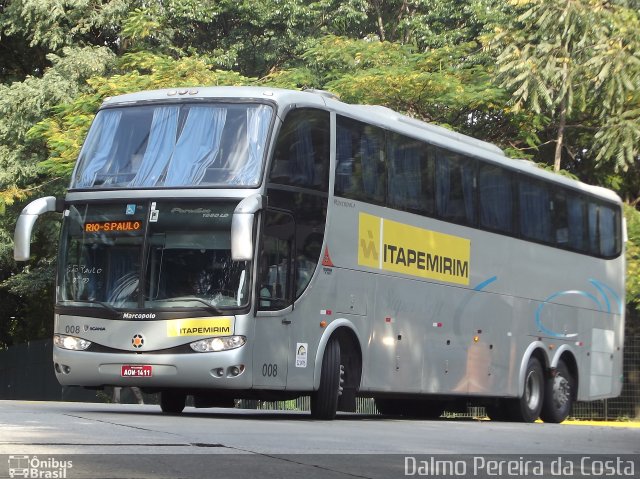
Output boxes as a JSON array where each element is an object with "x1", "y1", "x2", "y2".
[
  {"x1": 310, "y1": 337, "x2": 343, "y2": 420},
  {"x1": 507, "y1": 356, "x2": 544, "y2": 422},
  {"x1": 540, "y1": 359, "x2": 574, "y2": 423},
  {"x1": 160, "y1": 391, "x2": 186, "y2": 414}
]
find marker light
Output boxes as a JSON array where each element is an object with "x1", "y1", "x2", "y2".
[
  {"x1": 53, "y1": 334, "x2": 92, "y2": 351},
  {"x1": 190, "y1": 335, "x2": 246, "y2": 353}
]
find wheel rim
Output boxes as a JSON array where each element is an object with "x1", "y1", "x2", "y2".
[
  {"x1": 552, "y1": 374, "x2": 571, "y2": 409},
  {"x1": 524, "y1": 369, "x2": 542, "y2": 411}
]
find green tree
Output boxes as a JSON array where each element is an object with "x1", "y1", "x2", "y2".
[
  {"x1": 0, "y1": 46, "x2": 115, "y2": 205},
  {"x1": 0, "y1": 0, "x2": 129, "y2": 80},
  {"x1": 625, "y1": 205, "x2": 640, "y2": 313},
  {"x1": 493, "y1": 0, "x2": 640, "y2": 172}
]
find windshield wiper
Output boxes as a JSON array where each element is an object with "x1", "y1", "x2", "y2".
[
  {"x1": 60, "y1": 299, "x2": 120, "y2": 316},
  {"x1": 154, "y1": 297, "x2": 223, "y2": 314}
]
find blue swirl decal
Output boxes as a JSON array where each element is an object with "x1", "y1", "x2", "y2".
[
  {"x1": 589, "y1": 278, "x2": 624, "y2": 315},
  {"x1": 471, "y1": 276, "x2": 621, "y2": 339},
  {"x1": 535, "y1": 280, "x2": 622, "y2": 338},
  {"x1": 473, "y1": 275, "x2": 498, "y2": 291}
]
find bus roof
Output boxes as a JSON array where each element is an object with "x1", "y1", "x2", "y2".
[{"x1": 100, "y1": 86, "x2": 622, "y2": 205}]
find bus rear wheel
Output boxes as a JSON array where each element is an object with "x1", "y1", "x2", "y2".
[
  {"x1": 160, "y1": 390, "x2": 186, "y2": 414},
  {"x1": 506, "y1": 357, "x2": 544, "y2": 423},
  {"x1": 540, "y1": 359, "x2": 574, "y2": 423},
  {"x1": 310, "y1": 337, "x2": 343, "y2": 420}
]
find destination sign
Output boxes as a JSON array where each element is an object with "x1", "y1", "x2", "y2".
[{"x1": 85, "y1": 220, "x2": 142, "y2": 233}]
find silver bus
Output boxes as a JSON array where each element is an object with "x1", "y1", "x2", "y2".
[{"x1": 14, "y1": 87, "x2": 625, "y2": 422}]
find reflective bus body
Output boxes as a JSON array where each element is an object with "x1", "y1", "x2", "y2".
[{"x1": 15, "y1": 87, "x2": 625, "y2": 421}]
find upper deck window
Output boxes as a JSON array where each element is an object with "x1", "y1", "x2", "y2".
[
  {"x1": 72, "y1": 103, "x2": 273, "y2": 189},
  {"x1": 269, "y1": 108, "x2": 330, "y2": 191}
]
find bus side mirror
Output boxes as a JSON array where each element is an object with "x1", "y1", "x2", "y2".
[
  {"x1": 14, "y1": 196, "x2": 64, "y2": 261},
  {"x1": 231, "y1": 194, "x2": 264, "y2": 261}
]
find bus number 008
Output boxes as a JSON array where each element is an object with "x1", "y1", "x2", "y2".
[{"x1": 262, "y1": 363, "x2": 278, "y2": 377}]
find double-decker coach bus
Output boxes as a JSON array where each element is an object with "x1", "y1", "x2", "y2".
[{"x1": 14, "y1": 87, "x2": 625, "y2": 422}]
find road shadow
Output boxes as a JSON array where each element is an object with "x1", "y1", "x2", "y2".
[{"x1": 74, "y1": 404, "x2": 480, "y2": 422}]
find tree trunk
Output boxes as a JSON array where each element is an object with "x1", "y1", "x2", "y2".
[
  {"x1": 554, "y1": 98, "x2": 567, "y2": 172},
  {"x1": 371, "y1": 0, "x2": 386, "y2": 41}
]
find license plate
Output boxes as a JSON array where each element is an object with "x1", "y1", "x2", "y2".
[{"x1": 121, "y1": 365, "x2": 152, "y2": 377}]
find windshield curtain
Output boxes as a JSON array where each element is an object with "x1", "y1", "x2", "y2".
[
  {"x1": 72, "y1": 103, "x2": 273, "y2": 189},
  {"x1": 58, "y1": 202, "x2": 250, "y2": 312}
]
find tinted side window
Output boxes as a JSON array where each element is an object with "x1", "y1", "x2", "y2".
[
  {"x1": 387, "y1": 132, "x2": 435, "y2": 215},
  {"x1": 435, "y1": 149, "x2": 476, "y2": 225},
  {"x1": 270, "y1": 109, "x2": 330, "y2": 191},
  {"x1": 593, "y1": 203, "x2": 621, "y2": 257},
  {"x1": 336, "y1": 116, "x2": 386, "y2": 203},
  {"x1": 599, "y1": 205, "x2": 618, "y2": 257},
  {"x1": 564, "y1": 194, "x2": 587, "y2": 252},
  {"x1": 552, "y1": 191, "x2": 570, "y2": 247},
  {"x1": 266, "y1": 187, "x2": 327, "y2": 299},
  {"x1": 478, "y1": 163, "x2": 514, "y2": 234},
  {"x1": 519, "y1": 178, "x2": 552, "y2": 243},
  {"x1": 257, "y1": 210, "x2": 295, "y2": 311},
  {"x1": 554, "y1": 191, "x2": 590, "y2": 252}
]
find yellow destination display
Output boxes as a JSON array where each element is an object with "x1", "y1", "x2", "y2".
[
  {"x1": 167, "y1": 317, "x2": 234, "y2": 337},
  {"x1": 358, "y1": 212, "x2": 471, "y2": 285},
  {"x1": 85, "y1": 220, "x2": 142, "y2": 233}
]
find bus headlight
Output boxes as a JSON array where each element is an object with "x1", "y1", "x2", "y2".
[
  {"x1": 54, "y1": 334, "x2": 92, "y2": 351},
  {"x1": 190, "y1": 336, "x2": 246, "y2": 353}
]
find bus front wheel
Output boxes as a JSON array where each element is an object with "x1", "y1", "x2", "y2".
[
  {"x1": 540, "y1": 359, "x2": 574, "y2": 423},
  {"x1": 310, "y1": 337, "x2": 343, "y2": 420},
  {"x1": 160, "y1": 390, "x2": 186, "y2": 414}
]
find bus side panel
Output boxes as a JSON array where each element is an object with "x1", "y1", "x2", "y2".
[
  {"x1": 365, "y1": 274, "x2": 426, "y2": 393},
  {"x1": 363, "y1": 274, "x2": 518, "y2": 397},
  {"x1": 461, "y1": 290, "x2": 515, "y2": 395}
]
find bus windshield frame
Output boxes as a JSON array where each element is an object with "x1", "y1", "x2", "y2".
[{"x1": 57, "y1": 201, "x2": 251, "y2": 316}]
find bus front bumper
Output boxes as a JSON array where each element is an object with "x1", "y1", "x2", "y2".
[{"x1": 53, "y1": 346, "x2": 252, "y2": 389}]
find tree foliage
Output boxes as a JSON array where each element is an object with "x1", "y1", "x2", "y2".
[
  {"x1": 0, "y1": 46, "x2": 115, "y2": 209},
  {"x1": 493, "y1": 0, "x2": 640, "y2": 172}
]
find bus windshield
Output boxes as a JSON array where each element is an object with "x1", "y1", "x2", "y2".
[
  {"x1": 71, "y1": 102, "x2": 273, "y2": 189},
  {"x1": 58, "y1": 201, "x2": 250, "y2": 312}
]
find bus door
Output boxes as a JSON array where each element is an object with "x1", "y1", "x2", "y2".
[{"x1": 253, "y1": 210, "x2": 295, "y2": 388}]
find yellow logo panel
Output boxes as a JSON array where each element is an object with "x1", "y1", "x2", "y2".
[
  {"x1": 358, "y1": 213, "x2": 470, "y2": 285},
  {"x1": 167, "y1": 317, "x2": 234, "y2": 337},
  {"x1": 358, "y1": 212, "x2": 381, "y2": 268}
]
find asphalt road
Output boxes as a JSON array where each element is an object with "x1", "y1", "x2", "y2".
[{"x1": 0, "y1": 400, "x2": 638, "y2": 478}]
